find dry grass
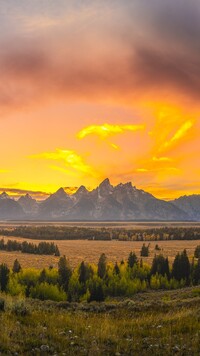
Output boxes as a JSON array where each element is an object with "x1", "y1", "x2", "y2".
[
  {"x1": 0, "y1": 287, "x2": 200, "y2": 354},
  {"x1": 0, "y1": 235, "x2": 199, "y2": 269}
]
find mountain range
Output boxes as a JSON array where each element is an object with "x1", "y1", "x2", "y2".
[{"x1": 0, "y1": 179, "x2": 199, "y2": 221}]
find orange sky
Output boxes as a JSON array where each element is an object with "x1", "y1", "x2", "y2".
[{"x1": 0, "y1": 1, "x2": 200, "y2": 200}]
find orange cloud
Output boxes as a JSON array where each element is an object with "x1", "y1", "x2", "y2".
[
  {"x1": 78, "y1": 123, "x2": 145, "y2": 139},
  {"x1": 161, "y1": 120, "x2": 194, "y2": 151},
  {"x1": 152, "y1": 156, "x2": 173, "y2": 162},
  {"x1": 77, "y1": 123, "x2": 145, "y2": 149},
  {"x1": 30, "y1": 149, "x2": 97, "y2": 177}
]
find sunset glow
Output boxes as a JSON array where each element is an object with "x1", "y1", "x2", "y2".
[{"x1": 0, "y1": 0, "x2": 200, "y2": 200}]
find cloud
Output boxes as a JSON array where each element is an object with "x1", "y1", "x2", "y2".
[
  {"x1": 78, "y1": 123, "x2": 145, "y2": 139},
  {"x1": 30, "y1": 149, "x2": 97, "y2": 177},
  {"x1": 0, "y1": 187, "x2": 49, "y2": 200},
  {"x1": 0, "y1": 0, "x2": 200, "y2": 113},
  {"x1": 152, "y1": 156, "x2": 173, "y2": 162},
  {"x1": 162, "y1": 120, "x2": 193, "y2": 150},
  {"x1": 77, "y1": 123, "x2": 145, "y2": 149},
  {"x1": 136, "y1": 168, "x2": 148, "y2": 173}
]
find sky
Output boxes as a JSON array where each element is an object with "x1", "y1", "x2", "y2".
[{"x1": 0, "y1": 0, "x2": 200, "y2": 200}]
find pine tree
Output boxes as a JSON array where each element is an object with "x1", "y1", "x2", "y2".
[
  {"x1": 127, "y1": 251, "x2": 138, "y2": 268},
  {"x1": 12, "y1": 259, "x2": 22, "y2": 273},
  {"x1": 79, "y1": 261, "x2": 89, "y2": 284},
  {"x1": 39, "y1": 269, "x2": 47, "y2": 283},
  {"x1": 0, "y1": 263, "x2": 10, "y2": 292},
  {"x1": 172, "y1": 250, "x2": 190, "y2": 283},
  {"x1": 58, "y1": 255, "x2": 72, "y2": 292},
  {"x1": 151, "y1": 255, "x2": 170, "y2": 278},
  {"x1": 97, "y1": 253, "x2": 107, "y2": 279},
  {"x1": 193, "y1": 258, "x2": 200, "y2": 285},
  {"x1": 140, "y1": 243, "x2": 150, "y2": 257},
  {"x1": 113, "y1": 262, "x2": 120, "y2": 275}
]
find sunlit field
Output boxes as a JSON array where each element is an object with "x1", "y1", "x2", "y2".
[{"x1": 0, "y1": 235, "x2": 199, "y2": 269}]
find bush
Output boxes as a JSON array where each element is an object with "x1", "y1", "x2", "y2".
[
  {"x1": 11, "y1": 300, "x2": 29, "y2": 316},
  {"x1": 30, "y1": 282, "x2": 67, "y2": 302},
  {"x1": 140, "y1": 244, "x2": 150, "y2": 257}
]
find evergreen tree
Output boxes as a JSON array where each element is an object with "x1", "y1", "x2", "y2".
[
  {"x1": 12, "y1": 259, "x2": 22, "y2": 273},
  {"x1": 97, "y1": 253, "x2": 107, "y2": 279},
  {"x1": 172, "y1": 250, "x2": 190, "y2": 283},
  {"x1": 193, "y1": 258, "x2": 200, "y2": 285},
  {"x1": 151, "y1": 255, "x2": 170, "y2": 278},
  {"x1": 194, "y1": 245, "x2": 200, "y2": 259},
  {"x1": 113, "y1": 262, "x2": 120, "y2": 275},
  {"x1": 58, "y1": 256, "x2": 72, "y2": 292},
  {"x1": 88, "y1": 277, "x2": 105, "y2": 302},
  {"x1": 140, "y1": 243, "x2": 150, "y2": 257},
  {"x1": 127, "y1": 251, "x2": 138, "y2": 268},
  {"x1": 39, "y1": 269, "x2": 47, "y2": 283},
  {"x1": 0, "y1": 263, "x2": 10, "y2": 292},
  {"x1": 78, "y1": 261, "x2": 92, "y2": 285}
]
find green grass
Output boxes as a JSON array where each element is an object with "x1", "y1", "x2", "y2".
[{"x1": 0, "y1": 287, "x2": 200, "y2": 355}]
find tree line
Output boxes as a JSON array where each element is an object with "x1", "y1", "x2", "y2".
[
  {"x1": 0, "y1": 248, "x2": 199, "y2": 303},
  {"x1": 0, "y1": 226, "x2": 200, "y2": 241},
  {"x1": 0, "y1": 239, "x2": 60, "y2": 256}
]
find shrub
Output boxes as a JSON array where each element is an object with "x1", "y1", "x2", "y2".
[
  {"x1": 140, "y1": 244, "x2": 150, "y2": 257},
  {"x1": 30, "y1": 282, "x2": 66, "y2": 302}
]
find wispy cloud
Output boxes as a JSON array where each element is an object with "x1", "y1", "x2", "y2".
[
  {"x1": 162, "y1": 120, "x2": 193, "y2": 150},
  {"x1": 152, "y1": 156, "x2": 173, "y2": 162},
  {"x1": 78, "y1": 123, "x2": 145, "y2": 139},
  {"x1": 30, "y1": 149, "x2": 97, "y2": 177},
  {"x1": 77, "y1": 123, "x2": 145, "y2": 149},
  {"x1": 136, "y1": 168, "x2": 149, "y2": 173}
]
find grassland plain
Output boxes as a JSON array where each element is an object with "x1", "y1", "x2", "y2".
[
  {"x1": 0, "y1": 287, "x2": 200, "y2": 355},
  {"x1": 0, "y1": 236, "x2": 199, "y2": 269}
]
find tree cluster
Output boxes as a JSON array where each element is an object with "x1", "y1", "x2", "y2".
[
  {"x1": 0, "y1": 239, "x2": 60, "y2": 256},
  {"x1": 0, "y1": 248, "x2": 199, "y2": 302},
  {"x1": 1, "y1": 226, "x2": 200, "y2": 242}
]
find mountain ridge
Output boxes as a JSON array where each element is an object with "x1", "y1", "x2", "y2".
[{"x1": 0, "y1": 179, "x2": 199, "y2": 221}]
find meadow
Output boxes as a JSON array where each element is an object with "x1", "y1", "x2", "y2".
[
  {"x1": 0, "y1": 286, "x2": 200, "y2": 355},
  {"x1": 0, "y1": 236, "x2": 199, "y2": 269}
]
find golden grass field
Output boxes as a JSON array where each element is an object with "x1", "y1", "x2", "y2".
[{"x1": 0, "y1": 235, "x2": 199, "y2": 269}]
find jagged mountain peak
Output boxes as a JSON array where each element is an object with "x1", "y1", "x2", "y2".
[
  {"x1": 53, "y1": 187, "x2": 68, "y2": 199},
  {"x1": 18, "y1": 193, "x2": 36, "y2": 202},
  {"x1": 0, "y1": 192, "x2": 10, "y2": 199},
  {"x1": 115, "y1": 182, "x2": 133, "y2": 190},
  {"x1": 98, "y1": 178, "x2": 113, "y2": 197},
  {"x1": 24, "y1": 193, "x2": 33, "y2": 200},
  {"x1": 99, "y1": 178, "x2": 112, "y2": 188},
  {"x1": 74, "y1": 185, "x2": 88, "y2": 195}
]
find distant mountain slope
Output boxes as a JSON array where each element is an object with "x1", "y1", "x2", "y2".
[
  {"x1": 36, "y1": 179, "x2": 189, "y2": 221},
  {"x1": 18, "y1": 194, "x2": 39, "y2": 216},
  {"x1": 38, "y1": 188, "x2": 73, "y2": 219},
  {"x1": 0, "y1": 192, "x2": 24, "y2": 219},
  {"x1": 171, "y1": 195, "x2": 200, "y2": 221},
  {"x1": 0, "y1": 180, "x2": 198, "y2": 221}
]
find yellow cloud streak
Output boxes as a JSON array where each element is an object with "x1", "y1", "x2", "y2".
[
  {"x1": 30, "y1": 149, "x2": 96, "y2": 176},
  {"x1": 160, "y1": 120, "x2": 194, "y2": 151},
  {"x1": 152, "y1": 156, "x2": 173, "y2": 162},
  {"x1": 77, "y1": 123, "x2": 145, "y2": 139}
]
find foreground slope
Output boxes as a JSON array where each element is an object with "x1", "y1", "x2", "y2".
[{"x1": 0, "y1": 287, "x2": 199, "y2": 355}]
